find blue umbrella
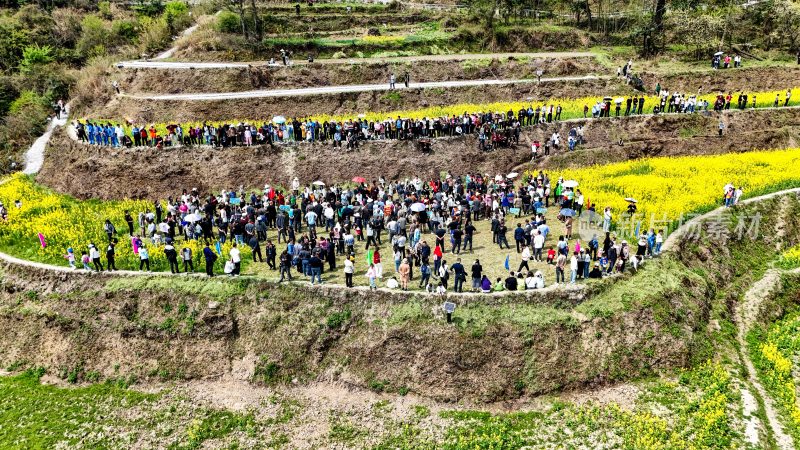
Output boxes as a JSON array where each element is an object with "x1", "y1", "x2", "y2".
[
  {"x1": 279, "y1": 205, "x2": 291, "y2": 212},
  {"x1": 536, "y1": 207, "x2": 548, "y2": 214},
  {"x1": 560, "y1": 208, "x2": 574, "y2": 217}
]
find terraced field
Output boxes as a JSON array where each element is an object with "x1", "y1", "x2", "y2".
[{"x1": 3, "y1": 1, "x2": 800, "y2": 448}]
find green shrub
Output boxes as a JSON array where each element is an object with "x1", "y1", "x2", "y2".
[
  {"x1": 77, "y1": 15, "x2": 109, "y2": 58},
  {"x1": 326, "y1": 309, "x2": 351, "y2": 329},
  {"x1": 9, "y1": 91, "x2": 48, "y2": 116},
  {"x1": 216, "y1": 11, "x2": 241, "y2": 33},
  {"x1": 18, "y1": 45, "x2": 52, "y2": 73},
  {"x1": 111, "y1": 20, "x2": 139, "y2": 43}
]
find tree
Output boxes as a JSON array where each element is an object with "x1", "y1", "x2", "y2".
[
  {"x1": 666, "y1": 9, "x2": 724, "y2": 58},
  {"x1": 233, "y1": 0, "x2": 248, "y2": 40},
  {"x1": 641, "y1": 0, "x2": 667, "y2": 56},
  {"x1": 465, "y1": 0, "x2": 499, "y2": 49},
  {"x1": 250, "y1": 0, "x2": 262, "y2": 41}
]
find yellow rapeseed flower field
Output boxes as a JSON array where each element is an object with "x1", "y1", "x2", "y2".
[
  {"x1": 0, "y1": 175, "x2": 247, "y2": 273},
  {"x1": 546, "y1": 148, "x2": 800, "y2": 235}
]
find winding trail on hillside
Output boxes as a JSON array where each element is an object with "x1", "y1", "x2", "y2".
[
  {"x1": 23, "y1": 106, "x2": 68, "y2": 175},
  {"x1": 737, "y1": 267, "x2": 800, "y2": 449},
  {"x1": 117, "y1": 51, "x2": 597, "y2": 70},
  {"x1": 121, "y1": 75, "x2": 604, "y2": 101}
]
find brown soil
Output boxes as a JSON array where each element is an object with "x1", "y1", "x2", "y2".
[
  {"x1": 172, "y1": 24, "x2": 590, "y2": 62},
  {"x1": 116, "y1": 56, "x2": 602, "y2": 94},
  {"x1": 0, "y1": 259, "x2": 692, "y2": 403},
  {"x1": 639, "y1": 66, "x2": 800, "y2": 94},
  {"x1": 89, "y1": 78, "x2": 624, "y2": 124},
  {"x1": 41, "y1": 107, "x2": 800, "y2": 201},
  {"x1": 537, "y1": 107, "x2": 800, "y2": 169}
]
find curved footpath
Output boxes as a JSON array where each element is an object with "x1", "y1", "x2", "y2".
[
  {"x1": 737, "y1": 267, "x2": 800, "y2": 449},
  {"x1": 122, "y1": 75, "x2": 604, "y2": 101},
  {"x1": 22, "y1": 106, "x2": 68, "y2": 175},
  {"x1": 117, "y1": 51, "x2": 597, "y2": 70}
]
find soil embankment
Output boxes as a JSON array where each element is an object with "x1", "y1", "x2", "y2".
[
  {"x1": 639, "y1": 66, "x2": 800, "y2": 94},
  {"x1": 42, "y1": 107, "x2": 800, "y2": 200},
  {"x1": 0, "y1": 253, "x2": 695, "y2": 403},
  {"x1": 90, "y1": 78, "x2": 623, "y2": 124},
  {"x1": 115, "y1": 57, "x2": 602, "y2": 94}
]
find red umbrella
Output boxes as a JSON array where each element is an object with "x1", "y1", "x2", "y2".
[{"x1": 352, "y1": 176, "x2": 366, "y2": 183}]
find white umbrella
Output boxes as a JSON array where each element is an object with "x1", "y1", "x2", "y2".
[
  {"x1": 272, "y1": 116, "x2": 287, "y2": 124},
  {"x1": 507, "y1": 172, "x2": 519, "y2": 179},
  {"x1": 358, "y1": 113, "x2": 366, "y2": 118},
  {"x1": 615, "y1": 97, "x2": 624, "y2": 104},
  {"x1": 562, "y1": 180, "x2": 579, "y2": 188},
  {"x1": 714, "y1": 51, "x2": 724, "y2": 56},
  {"x1": 410, "y1": 202, "x2": 426, "y2": 212},
  {"x1": 185, "y1": 213, "x2": 202, "y2": 222},
  {"x1": 624, "y1": 197, "x2": 638, "y2": 203},
  {"x1": 158, "y1": 223, "x2": 169, "y2": 233},
  {"x1": 312, "y1": 180, "x2": 325, "y2": 186},
  {"x1": 494, "y1": 174, "x2": 503, "y2": 181}
]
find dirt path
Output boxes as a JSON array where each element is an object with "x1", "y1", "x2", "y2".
[
  {"x1": 117, "y1": 51, "x2": 598, "y2": 70},
  {"x1": 22, "y1": 106, "x2": 68, "y2": 175},
  {"x1": 121, "y1": 75, "x2": 603, "y2": 101},
  {"x1": 151, "y1": 12, "x2": 221, "y2": 61},
  {"x1": 737, "y1": 268, "x2": 798, "y2": 449}
]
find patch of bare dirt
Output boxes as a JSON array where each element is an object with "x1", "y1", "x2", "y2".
[{"x1": 561, "y1": 382, "x2": 642, "y2": 410}]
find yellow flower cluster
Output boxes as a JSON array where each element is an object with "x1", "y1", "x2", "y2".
[
  {"x1": 546, "y1": 148, "x2": 800, "y2": 235},
  {"x1": 752, "y1": 315, "x2": 800, "y2": 437},
  {"x1": 90, "y1": 88, "x2": 800, "y2": 137},
  {"x1": 0, "y1": 175, "x2": 248, "y2": 273},
  {"x1": 612, "y1": 361, "x2": 734, "y2": 450},
  {"x1": 779, "y1": 245, "x2": 800, "y2": 269}
]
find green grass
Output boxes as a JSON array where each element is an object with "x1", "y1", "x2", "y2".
[
  {"x1": 104, "y1": 276, "x2": 248, "y2": 301},
  {"x1": 0, "y1": 368, "x2": 299, "y2": 448},
  {"x1": 0, "y1": 368, "x2": 155, "y2": 449},
  {"x1": 575, "y1": 255, "x2": 704, "y2": 319},
  {"x1": 371, "y1": 362, "x2": 739, "y2": 448}
]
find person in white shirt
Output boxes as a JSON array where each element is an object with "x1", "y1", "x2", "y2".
[
  {"x1": 533, "y1": 270, "x2": 545, "y2": 289},
  {"x1": 230, "y1": 243, "x2": 241, "y2": 276},
  {"x1": 654, "y1": 230, "x2": 664, "y2": 255},
  {"x1": 525, "y1": 272, "x2": 537, "y2": 290},
  {"x1": 386, "y1": 277, "x2": 399, "y2": 289},
  {"x1": 570, "y1": 252, "x2": 579, "y2": 284},
  {"x1": 533, "y1": 231, "x2": 545, "y2": 261},
  {"x1": 343, "y1": 258, "x2": 354, "y2": 287},
  {"x1": 519, "y1": 246, "x2": 531, "y2": 272}
]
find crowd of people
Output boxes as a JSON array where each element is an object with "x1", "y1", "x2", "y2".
[
  {"x1": 73, "y1": 105, "x2": 570, "y2": 151},
  {"x1": 74, "y1": 82, "x2": 795, "y2": 152},
  {"x1": 58, "y1": 171, "x2": 675, "y2": 294}
]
